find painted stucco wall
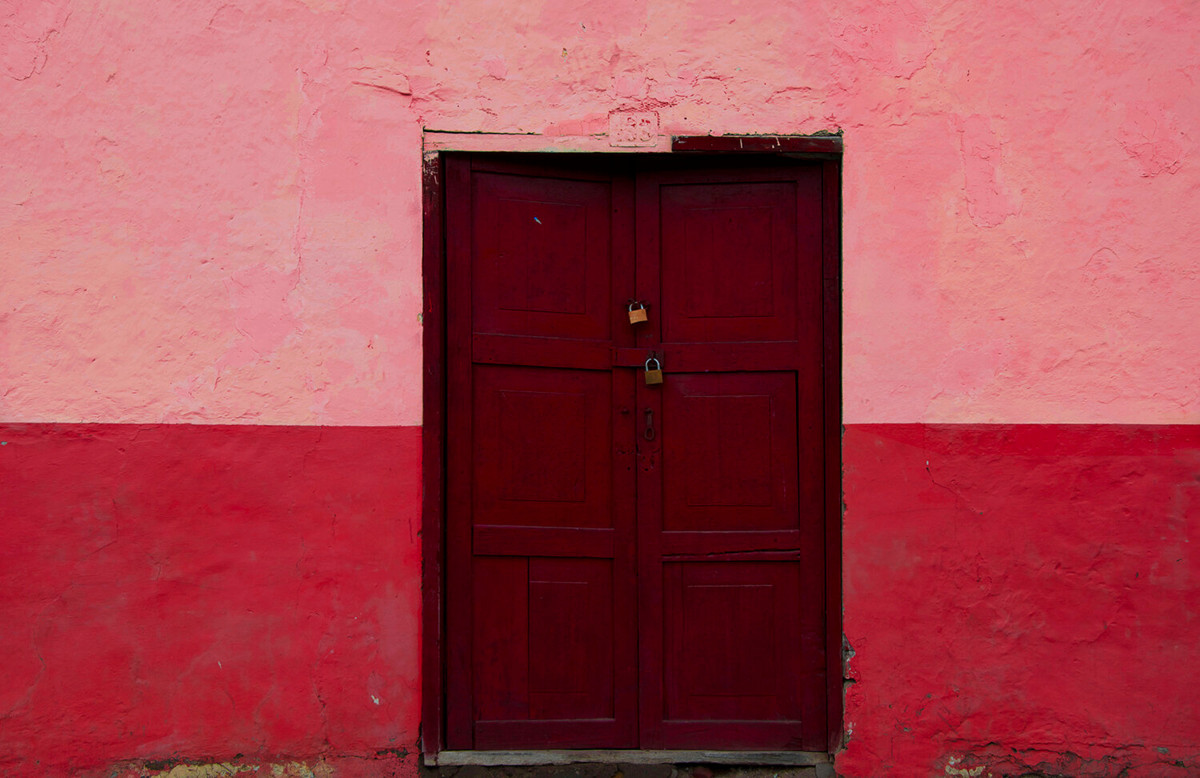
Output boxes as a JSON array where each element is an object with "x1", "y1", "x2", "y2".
[
  {"x1": 4, "y1": 0, "x2": 1199, "y2": 426},
  {"x1": 2, "y1": 0, "x2": 1198, "y2": 775}
]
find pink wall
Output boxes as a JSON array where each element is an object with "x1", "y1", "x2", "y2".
[
  {"x1": 2, "y1": 0, "x2": 1199, "y2": 775},
  {"x1": 4, "y1": 0, "x2": 1197, "y2": 426}
]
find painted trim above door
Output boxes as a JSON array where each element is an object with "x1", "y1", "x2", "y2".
[{"x1": 422, "y1": 129, "x2": 843, "y2": 156}]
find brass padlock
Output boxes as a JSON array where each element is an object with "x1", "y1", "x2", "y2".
[
  {"x1": 627, "y1": 301, "x2": 648, "y2": 325},
  {"x1": 644, "y1": 355, "x2": 663, "y2": 385}
]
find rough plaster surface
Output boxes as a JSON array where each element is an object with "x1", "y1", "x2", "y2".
[
  {"x1": 2, "y1": 0, "x2": 1198, "y2": 424},
  {"x1": 0, "y1": 425, "x2": 422, "y2": 777},
  {"x1": 841, "y1": 424, "x2": 1200, "y2": 776}
]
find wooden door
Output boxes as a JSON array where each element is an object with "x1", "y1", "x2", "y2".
[
  {"x1": 444, "y1": 155, "x2": 829, "y2": 752},
  {"x1": 634, "y1": 168, "x2": 827, "y2": 749}
]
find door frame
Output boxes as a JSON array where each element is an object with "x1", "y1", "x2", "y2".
[{"x1": 421, "y1": 137, "x2": 844, "y2": 761}]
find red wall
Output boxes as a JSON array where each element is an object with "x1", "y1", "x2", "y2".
[
  {"x1": 0, "y1": 425, "x2": 421, "y2": 777},
  {"x1": 6, "y1": 423, "x2": 1198, "y2": 776},
  {"x1": 838, "y1": 424, "x2": 1200, "y2": 776}
]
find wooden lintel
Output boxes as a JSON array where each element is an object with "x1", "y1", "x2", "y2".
[{"x1": 671, "y1": 135, "x2": 843, "y2": 154}]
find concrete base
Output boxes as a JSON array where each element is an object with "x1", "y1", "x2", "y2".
[{"x1": 429, "y1": 752, "x2": 830, "y2": 767}]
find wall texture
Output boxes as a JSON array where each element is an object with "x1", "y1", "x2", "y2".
[
  {"x1": 0, "y1": 425, "x2": 421, "y2": 776},
  {"x1": 2, "y1": 0, "x2": 1198, "y2": 775},
  {"x1": 841, "y1": 425, "x2": 1200, "y2": 776}
]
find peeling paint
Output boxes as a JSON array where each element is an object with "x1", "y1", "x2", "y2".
[
  {"x1": 107, "y1": 755, "x2": 410, "y2": 778},
  {"x1": 944, "y1": 756, "x2": 989, "y2": 777},
  {"x1": 954, "y1": 114, "x2": 1020, "y2": 228}
]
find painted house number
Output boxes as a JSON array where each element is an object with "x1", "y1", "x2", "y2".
[{"x1": 609, "y1": 111, "x2": 659, "y2": 147}]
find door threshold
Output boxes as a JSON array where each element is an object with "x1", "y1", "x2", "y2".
[{"x1": 429, "y1": 750, "x2": 831, "y2": 767}]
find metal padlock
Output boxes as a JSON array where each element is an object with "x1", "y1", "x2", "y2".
[
  {"x1": 627, "y1": 301, "x2": 648, "y2": 325},
  {"x1": 644, "y1": 355, "x2": 663, "y2": 385}
]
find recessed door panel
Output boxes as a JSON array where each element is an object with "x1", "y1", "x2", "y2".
[
  {"x1": 662, "y1": 372, "x2": 800, "y2": 533},
  {"x1": 472, "y1": 365, "x2": 612, "y2": 530},
  {"x1": 659, "y1": 178, "x2": 817, "y2": 345},
  {"x1": 663, "y1": 562, "x2": 803, "y2": 722},
  {"x1": 472, "y1": 172, "x2": 613, "y2": 342},
  {"x1": 472, "y1": 556, "x2": 617, "y2": 724}
]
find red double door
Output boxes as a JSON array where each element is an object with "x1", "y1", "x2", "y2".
[{"x1": 445, "y1": 154, "x2": 829, "y2": 751}]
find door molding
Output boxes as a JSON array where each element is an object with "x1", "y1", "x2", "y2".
[{"x1": 421, "y1": 143, "x2": 843, "y2": 761}]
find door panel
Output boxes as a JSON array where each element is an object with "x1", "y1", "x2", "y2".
[
  {"x1": 656, "y1": 561, "x2": 812, "y2": 749},
  {"x1": 662, "y1": 372, "x2": 799, "y2": 533},
  {"x1": 472, "y1": 555, "x2": 622, "y2": 746},
  {"x1": 660, "y1": 181, "x2": 801, "y2": 344},
  {"x1": 446, "y1": 155, "x2": 829, "y2": 753},
  {"x1": 472, "y1": 365, "x2": 613, "y2": 530},
  {"x1": 471, "y1": 171, "x2": 614, "y2": 342},
  {"x1": 664, "y1": 561, "x2": 803, "y2": 721}
]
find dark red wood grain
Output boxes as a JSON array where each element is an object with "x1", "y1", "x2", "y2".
[
  {"x1": 433, "y1": 152, "x2": 841, "y2": 753},
  {"x1": 445, "y1": 157, "x2": 639, "y2": 749},
  {"x1": 635, "y1": 166, "x2": 827, "y2": 750},
  {"x1": 821, "y1": 158, "x2": 843, "y2": 752},
  {"x1": 421, "y1": 152, "x2": 447, "y2": 757}
]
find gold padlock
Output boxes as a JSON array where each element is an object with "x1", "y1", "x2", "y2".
[
  {"x1": 628, "y1": 301, "x2": 648, "y2": 325},
  {"x1": 644, "y1": 355, "x2": 663, "y2": 385}
]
